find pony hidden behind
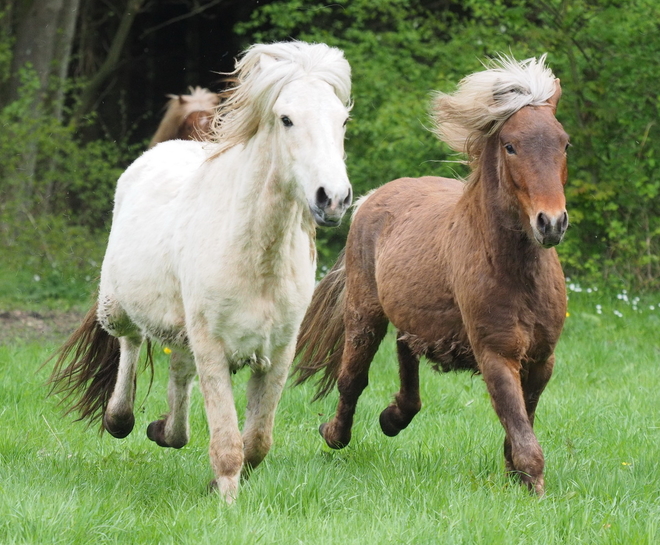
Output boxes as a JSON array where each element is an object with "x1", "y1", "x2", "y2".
[
  {"x1": 49, "y1": 41, "x2": 353, "y2": 502},
  {"x1": 148, "y1": 86, "x2": 220, "y2": 147},
  {"x1": 294, "y1": 55, "x2": 569, "y2": 495}
]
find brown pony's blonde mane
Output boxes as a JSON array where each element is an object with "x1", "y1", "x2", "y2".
[
  {"x1": 149, "y1": 87, "x2": 219, "y2": 148},
  {"x1": 209, "y1": 41, "x2": 352, "y2": 159},
  {"x1": 432, "y1": 54, "x2": 557, "y2": 173}
]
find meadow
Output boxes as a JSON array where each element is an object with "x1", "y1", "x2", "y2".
[{"x1": 1, "y1": 284, "x2": 659, "y2": 544}]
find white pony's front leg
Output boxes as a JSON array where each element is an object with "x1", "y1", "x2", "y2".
[
  {"x1": 104, "y1": 335, "x2": 142, "y2": 438},
  {"x1": 189, "y1": 326, "x2": 243, "y2": 503},
  {"x1": 242, "y1": 343, "x2": 294, "y2": 470},
  {"x1": 147, "y1": 350, "x2": 196, "y2": 448}
]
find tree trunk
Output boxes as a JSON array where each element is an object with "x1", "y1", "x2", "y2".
[
  {"x1": 3, "y1": 0, "x2": 80, "y2": 210},
  {"x1": 8, "y1": 0, "x2": 68, "y2": 104},
  {"x1": 52, "y1": 0, "x2": 81, "y2": 120},
  {"x1": 71, "y1": 0, "x2": 146, "y2": 125}
]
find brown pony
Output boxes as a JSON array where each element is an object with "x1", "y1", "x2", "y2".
[
  {"x1": 148, "y1": 86, "x2": 220, "y2": 148},
  {"x1": 294, "y1": 55, "x2": 569, "y2": 495}
]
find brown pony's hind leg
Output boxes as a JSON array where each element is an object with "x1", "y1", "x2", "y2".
[
  {"x1": 320, "y1": 314, "x2": 388, "y2": 449},
  {"x1": 479, "y1": 350, "x2": 545, "y2": 495},
  {"x1": 379, "y1": 337, "x2": 421, "y2": 437}
]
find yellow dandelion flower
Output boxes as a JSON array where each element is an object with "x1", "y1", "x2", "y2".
[
  {"x1": 163, "y1": 347, "x2": 172, "y2": 355},
  {"x1": 566, "y1": 312, "x2": 570, "y2": 317},
  {"x1": 622, "y1": 462, "x2": 630, "y2": 466}
]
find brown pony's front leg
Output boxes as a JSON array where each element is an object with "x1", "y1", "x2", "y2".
[
  {"x1": 479, "y1": 351, "x2": 545, "y2": 495},
  {"x1": 379, "y1": 338, "x2": 422, "y2": 437},
  {"x1": 503, "y1": 356, "x2": 555, "y2": 476},
  {"x1": 321, "y1": 319, "x2": 388, "y2": 449}
]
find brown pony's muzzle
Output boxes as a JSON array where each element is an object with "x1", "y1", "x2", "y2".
[{"x1": 533, "y1": 210, "x2": 568, "y2": 248}]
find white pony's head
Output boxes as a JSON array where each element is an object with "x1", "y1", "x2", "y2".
[{"x1": 211, "y1": 41, "x2": 353, "y2": 227}]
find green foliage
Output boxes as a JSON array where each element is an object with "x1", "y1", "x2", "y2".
[
  {"x1": 0, "y1": 67, "x2": 140, "y2": 303},
  {"x1": 529, "y1": 0, "x2": 660, "y2": 288},
  {"x1": 2, "y1": 0, "x2": 659, "y2": 288},
  {"x1": 237, "y1": 0, "x2": 660, "y2": 288}
]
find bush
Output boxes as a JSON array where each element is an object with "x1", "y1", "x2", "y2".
[{"x1": 0, "y1": 68, "x2": 140, "y2": 304}]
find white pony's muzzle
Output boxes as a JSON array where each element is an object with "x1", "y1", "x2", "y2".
[{"x1": 310, "y1": 184, "x2": 352, "y2": 226}]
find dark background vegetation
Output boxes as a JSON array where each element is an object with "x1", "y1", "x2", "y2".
[{"x1": 1, "y1": 0, "x2": 659, "y2": 306}]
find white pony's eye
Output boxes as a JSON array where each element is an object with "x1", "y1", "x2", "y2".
[
  {"x1": 343, "y1": 117, "x2": 350, "y2": 127},
  {"x1": 281, "y1": 115, "x2": 293, "y2": 127}
]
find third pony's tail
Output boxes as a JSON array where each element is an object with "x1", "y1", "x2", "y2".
[{"x1": 293, "y1": 250, "x2": 347, "y2": 401}]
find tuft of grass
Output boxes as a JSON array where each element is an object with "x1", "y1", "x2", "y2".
[{"x1": 1, "y1": 290, "x2": 660, "y2": 543}]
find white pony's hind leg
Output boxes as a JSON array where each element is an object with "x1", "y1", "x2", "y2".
[
  {"x1": 147, "y1": 350, "x2": 196, "y2": 448},
  {"x1": 103, "y1": 335, "x2": 143, "y2": 438},
  {"x1": 242, "y1": 343, "x2": 293, "y2": 471}
]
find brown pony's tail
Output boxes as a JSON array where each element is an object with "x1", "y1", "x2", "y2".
[
  {"x1": 293, "y1": 250, "x2": 347, "y2": 401},
  {"x1": 47, "y1": 301, "x2": 135, "y2": 430}
]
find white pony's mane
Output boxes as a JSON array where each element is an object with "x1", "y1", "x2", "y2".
[
  {"x1": 210, "y1": 41, "x2": 352, "y2": 157},
  {"x1": 149, "y1": 87, "x2": 219, "y2": 147},
  {"x1": 432, "y1": 54, "x2": 557, "y2": 164}
]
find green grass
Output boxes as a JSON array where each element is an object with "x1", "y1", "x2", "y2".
[{"x1": 1, "y1": 286, "x2": 660, "y2": 543}]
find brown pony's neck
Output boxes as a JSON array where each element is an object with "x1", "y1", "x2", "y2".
[{"x1": 464, "y1": 135, "x2": 544, "y2": 275}]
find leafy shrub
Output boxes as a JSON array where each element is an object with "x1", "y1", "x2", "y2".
[
  {"x1": 238, "y1": 0, "x2": 660, "y2": 288},
  {"x1": 0, "y1": 68, "x2": 140, "y2": 304}
]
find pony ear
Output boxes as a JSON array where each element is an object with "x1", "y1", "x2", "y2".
[{"x1": 548, "y1": 79, "x2": 562, "y2": 114}]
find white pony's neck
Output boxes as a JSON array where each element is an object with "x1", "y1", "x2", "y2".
[{"x1": 234, "y1": 129, "x2": 315, "y2": 279}]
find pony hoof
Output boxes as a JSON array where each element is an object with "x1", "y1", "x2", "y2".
[
  {"x1": 146, "y1": 419, "x2": 185, "y2": 448},
  {"x1": 524, "y1": 475, "x2": 545, "y2": 497},
  {"x1": 103, "y1": 412, "x2": 135, "y2": 438},
  {"x1": 208, "y1": 477, "x2": 238, "y2": 503},
  {"x1": 509, "y1": 470, "x2": 545, "y2": 496},
  {"x1": 319, "y1": 422, "x2": 348, "y2": 449},
  {"x1": 379, "y1": 407, "x2": 402, "y2": 437}
]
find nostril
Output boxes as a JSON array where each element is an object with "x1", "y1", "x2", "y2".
[
  {"x1": 560, "y1": 211, "x2": 568, "y2": 231},
  {"x1": 536, "y1": 212, "x2": 549, "y2": 234},
  {"x1": 316, "y1": 187, "x2": 330, "y2": 209},
  {"x1": 343, "y1": 188, "x2": 352, "y2": 208}
]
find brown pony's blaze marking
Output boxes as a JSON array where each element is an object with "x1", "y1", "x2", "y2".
[{"x1": 294, "y1": 55, "x2": 569, "y2": 496}]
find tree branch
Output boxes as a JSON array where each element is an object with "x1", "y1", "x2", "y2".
[{"x1": 140, "y1": 0, "x2": 226, "y2": 38}]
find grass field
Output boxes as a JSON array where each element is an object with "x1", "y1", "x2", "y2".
[{"x1": 1, "y1": 285, "x2": 660, "y2": 544}]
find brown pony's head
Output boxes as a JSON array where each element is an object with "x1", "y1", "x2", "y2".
[
  {"x1": 432, "y1": 55, "x2": 569, "y2": 247},
  {"x1": 498, "y1": 80, "x2": 569, "y2": 247}
]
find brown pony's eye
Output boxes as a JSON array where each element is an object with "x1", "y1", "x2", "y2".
[{"x1": 504, "y1": 143, "x2": 516, "y2": 155}]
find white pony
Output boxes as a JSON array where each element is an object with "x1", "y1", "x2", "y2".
[{"x1": 50, "y1": 41, "x2": 353, "y2": 502}]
